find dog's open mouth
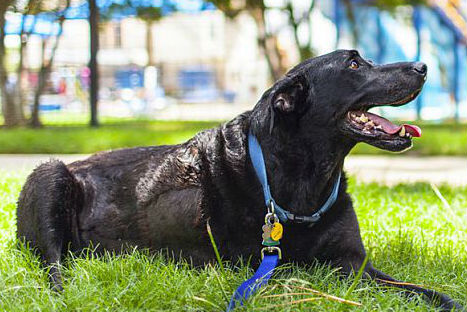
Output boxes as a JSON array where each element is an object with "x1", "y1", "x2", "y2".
[
  {"x1": 346, "y1": 110, "x2": 421, "y2": 139},
  {"x1": 340, "y1": 89, "x2": 422, "y2": 152}
]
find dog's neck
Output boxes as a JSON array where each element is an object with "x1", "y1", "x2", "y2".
[{"x1": 249, "y1": 115, "x2": 354, "y2": 215}]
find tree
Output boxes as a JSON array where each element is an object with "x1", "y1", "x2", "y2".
[
  {"x1": 211, "y1": 0, "x2": 287, "y2": 81},
  {"x1": 136, "y1": 7, "x2": 162, "y2": 66},
  {"x1": 284, "y1": 0, "x2": 316, "y2": 61},
  {"x1": 213, "y1": 0, "x2": 319, "y2": 80},
  {"x1": 89, "y1": 0, "x2": 99, "y2": 127},
  {"x1": 0, "y1": 0, "x2": 25, "y2": 127},
  {"x1": 14, "y1": 0, "x2": 41, "y2": 126},
  {"x1": 30, "y1": 0, "x2": 71, "y2": 128},
  {"x1": 1, "y1": 0, "x2": 74, "y2": 127},
  {"x1": 106, "y1": 2, "x2": 165, "y2": 66}
]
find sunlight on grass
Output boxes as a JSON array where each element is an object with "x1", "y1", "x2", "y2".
[{"x1": 0, "y1": 171, "x2": 466, "y2": 311}]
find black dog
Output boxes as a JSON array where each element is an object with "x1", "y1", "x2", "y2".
[{"x1": 17, "y1": 50, "x2": 462, "y2": 310}]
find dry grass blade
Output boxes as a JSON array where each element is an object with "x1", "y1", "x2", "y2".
[
  {"x1": 284, "y1": 284, "x2": 362, "y2": 306},
  {"x1": 376, "y1": 278, "x2": 426, "y2": 288},
  {"x1": 192, "y1": 295, "x2": 222, "y2": 310},
  {"x1": 375, "y1": 278, "x2": 448, "y2": 294},
  {"x1": 430, "y1": 183, "x2": 461, "y2": 227},
  {"x1": 264, "y1": 297, "x2": 323, "y2": 308},
  {"x1": 262, "y1": 292, "x2": 318, "y2": 298},
  {"x1": 430, "y1": 183, "x2": 451, "y2": 210}
]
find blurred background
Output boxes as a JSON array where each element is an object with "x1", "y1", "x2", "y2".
[{"x1": 0, "y1": 0, "x2": 466, "y2": 184}]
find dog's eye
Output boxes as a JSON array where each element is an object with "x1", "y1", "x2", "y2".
[{"x1": 349, "y1": 60, "x2": 359, "y2": 70}]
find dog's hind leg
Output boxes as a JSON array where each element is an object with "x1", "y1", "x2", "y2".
[{"x1": 17, "y1": 160, "x2": 83, "y2": 291}]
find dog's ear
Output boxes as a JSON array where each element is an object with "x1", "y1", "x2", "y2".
[
  {"x1": 273, "y1": 93, "x2": 294, "y2": 113},
  {"x1": 270, "y1": 77, "x2": 307, "y2": 115},
  {"x1": 266, "y1": 75, "x2": 309, "y2": 133}
]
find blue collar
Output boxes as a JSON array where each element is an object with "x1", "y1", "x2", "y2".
[{"x1": 248, "y1": 132, "x2": 341, "y2": 224}]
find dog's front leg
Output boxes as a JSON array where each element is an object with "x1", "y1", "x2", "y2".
[
  {"x1": 364, "y1": 265, "x2": 463, "y2": 312},
  {"x1": 333, "y1": 255, "x2": 464, "y2": 311}
]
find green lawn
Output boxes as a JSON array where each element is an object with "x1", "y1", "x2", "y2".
[
  {"x1": 1, "y1": 172, "x2": 465, "y2": 311},
  {"x1": 0, "y1": 120, "x2": 219, "y2": 154},
  {"x1": 0, "y1": 118, "x2": 465, "y2": 155}
]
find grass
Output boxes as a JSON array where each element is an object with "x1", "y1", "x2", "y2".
[
  {"x1": 0, "y1": 117, "x2": 465, "y2": 155},
  {"x1": 0, "y1": 119, "x2": 219, "y2": 154},
  {"x1": 1, "y1": 172, "x2": 466, "y2": 311}
]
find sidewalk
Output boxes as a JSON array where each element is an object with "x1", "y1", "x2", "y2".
[
  {"x1": 345, "y1": 156, "x2": 467, "y2": 186},
  {"x1": 0, "y1": 154, "x2": 466, "y2": 186}
]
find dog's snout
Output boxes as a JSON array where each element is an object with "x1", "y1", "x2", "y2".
[{"x1": 412, "y1": 62, "x2": 427, "y2": 76}]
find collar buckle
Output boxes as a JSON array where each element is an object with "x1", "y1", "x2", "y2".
[{"x1": 291, "y1": 214, "x2": 307, "y2": 223}]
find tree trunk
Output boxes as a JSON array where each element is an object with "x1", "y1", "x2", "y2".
[
  {"x1": 250, "y1": 8, "x2": 286, "y2": 81},
  {"x1": 146, "y1": 20, "x2": 155, "y2": 66},
  {"x1": 89, "y1": 0, "x2": 100, "y2": 127},
  {"x1": 30, "y1": 2, "x2": 70, "y2": 128},
  {"x1": 285, "y1": 0, "x2": 315, "y2": 61},
  {"x1": 30, "y1": 39, "x2": 46, "y2": 128},
  {"x1": 14, "y1": 14, "x2": 30, "y2": 123},
  {"x1": 15, "y1": 40, "x2": 27, "y2": 122},
  {"x1": 0, "y1": 3, "x2": 24, "y2": 127}
]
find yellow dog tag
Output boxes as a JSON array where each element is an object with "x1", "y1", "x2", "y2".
[{"x1": 270, "y1": 222, "x2": 283, "y2": 241}]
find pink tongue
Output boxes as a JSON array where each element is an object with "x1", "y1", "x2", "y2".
[
  {"x1": 361, "y1": 112, "x2": 422, "y2": 137},
  {"x1": 403, "y1": 124, "x2": 422, "y2": 137}
]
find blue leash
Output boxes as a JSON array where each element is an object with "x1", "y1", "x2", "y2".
[
  {"x1": 226, "y1": 254, "x2": 279, "y2": 311},
  {"x1": 226, "y1": 132, "x2": 342, "y2": 311}
]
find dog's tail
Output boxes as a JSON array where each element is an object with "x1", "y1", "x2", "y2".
[{"x1": 17, "y1": 159, "x2": 83, "y2": 291}]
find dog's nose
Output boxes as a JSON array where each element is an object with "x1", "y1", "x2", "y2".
[{"x1": 412, "y1": 62, "x2": 427, "y2": 76}]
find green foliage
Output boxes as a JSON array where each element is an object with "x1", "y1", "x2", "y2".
[
  {"x1": 105, "y1": 0, "x2": 166, "y2": 22},
  {"x1": 210, "y1": 0, "x2": 266, "y2": 19},
  {"x1": 11, "y1": 0, "x2": 71, "y2": 16},
  {"x1": 135, "y1": 6, "x2": 162, "y2": 22},
  {"x1": 372, "y1": 0, "x2": 427, "y2": 10},
  {"x1": 1, "y1": 172, "x2": 465, "y2": 311}
]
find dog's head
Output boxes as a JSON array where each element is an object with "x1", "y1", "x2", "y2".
[{"x1": 258, "y1": 49, "x2": 426, "y2": 152}]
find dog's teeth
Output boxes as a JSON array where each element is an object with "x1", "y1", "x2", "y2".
[
  {"x1": 375, "y1": 125, "x2": 382, "y2": 130},
  {"x1": 359, "y1": 114, "x2": 368, "y2": 123},
  {"x1": 366, "y1": 121, "x2": 375, "y2": 128},
  {"x1": 399, "y1": 127, "x2": 406, "y2": 137}
]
